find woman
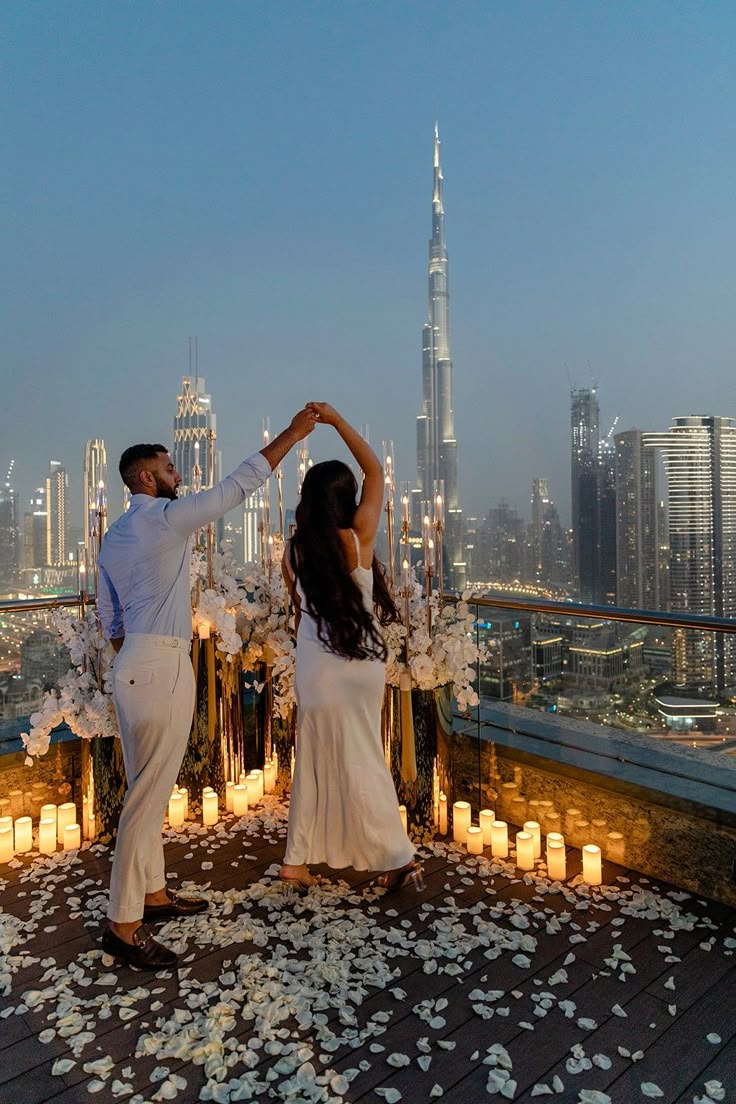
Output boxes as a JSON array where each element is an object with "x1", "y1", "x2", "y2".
[{"x1": 279, "y1": 402, "x2": 421, "y2": 892}]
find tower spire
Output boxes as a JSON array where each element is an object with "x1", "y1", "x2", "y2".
[{"x1": 415, "y1": 123, "x2": 465, "y2": 590}]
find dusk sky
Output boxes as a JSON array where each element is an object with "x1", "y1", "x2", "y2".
[{"x1": 3, "y1": 2, "x2": 735, "y2": 527}]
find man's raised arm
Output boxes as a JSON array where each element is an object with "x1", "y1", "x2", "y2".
[{"x1": 164, "y1": 407, "x2": 317, "y2": 536}]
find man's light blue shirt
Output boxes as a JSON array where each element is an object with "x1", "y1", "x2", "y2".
[{"x1": 98, "y1": 452, "x2": 271, "y2": 642}]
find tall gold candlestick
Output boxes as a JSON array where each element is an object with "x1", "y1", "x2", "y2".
[{"x1": 276, "y1": 467, "x2": 284, "y2": 536}]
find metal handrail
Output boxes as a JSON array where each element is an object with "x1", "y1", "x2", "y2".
[
  {"x1": 0, "y1": 594, "x2": 94, "y2": 615},
  {"x1": 465, "y1": 593, "x2": 736, "y2": 635}
]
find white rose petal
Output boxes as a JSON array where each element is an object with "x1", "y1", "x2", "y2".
[{"x1": 640, "y1": 1084, "x2": 664, "y2": 1098}]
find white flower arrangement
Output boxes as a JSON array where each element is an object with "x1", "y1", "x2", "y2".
[
  {"x1": 193, "y1": 541, "x2": 296, "y2": 719},
  {"x1": 383, "y1": 570, "x2": 487, "y2": 712},
  {"x1": 21, "y1": 608, "x2": 117, "y2": 760}
]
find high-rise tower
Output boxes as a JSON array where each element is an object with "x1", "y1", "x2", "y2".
[
  {"x1": 83, "y1": 439, "x2": 107, "y2": 564},
  {"x1": 173, "y1": 376, "x2": 219, "y2": 493},
  {"x1": 644, "y1": 416, "x2": 736, "y2": 693},
  {"x1": 0, "y1": 461, "x2": 19, "y2": 583},
  {"x1": 571, "y1": 387, "x2": 600, "y2": 603},
  {"x1": 614, "y1": 429, "x2": 660, "y2": 611},
  {"x1": 415, "y1": 125, "x2": 464, "y2": 590},
  {"x1": 45, "y1": 461, "x2": 67, "y2": 567}
]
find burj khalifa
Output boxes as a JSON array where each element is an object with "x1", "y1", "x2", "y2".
[{"x1": 415, "y1": 125, "x2": 466, "y2": 590}]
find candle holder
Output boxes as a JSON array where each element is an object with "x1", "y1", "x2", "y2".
[{"x1": 382, "y1": 440, "x2": 395, "y2": 588}]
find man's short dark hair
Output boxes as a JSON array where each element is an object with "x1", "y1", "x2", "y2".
[{"x1": 119, "y1": 444, "x2": 169, "y2": 490}]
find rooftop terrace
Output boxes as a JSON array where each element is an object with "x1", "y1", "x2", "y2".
[{"x1": 1, "y1": 801, "x2": 734, "y2": 1104}]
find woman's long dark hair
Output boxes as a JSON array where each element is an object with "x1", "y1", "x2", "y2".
[{"x1": 290, "y1": 460, "x2": 399, "y2": 660}]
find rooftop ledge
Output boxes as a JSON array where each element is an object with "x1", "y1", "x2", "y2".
[{"x1": 454, "y1": 703, "x2": 736, "y2": 907}]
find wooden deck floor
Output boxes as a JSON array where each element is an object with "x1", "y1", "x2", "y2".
[{"x1": 0, "y1": 800, "x2": 734, "y2": 1104}]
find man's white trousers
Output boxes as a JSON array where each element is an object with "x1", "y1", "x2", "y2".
[{"x1": 108, "y1": 633, "x2": 195, "y2": 923}]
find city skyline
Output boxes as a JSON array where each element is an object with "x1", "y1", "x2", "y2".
[{"x1": 3, "y1": 4, "x2": 736, "y2": 524}]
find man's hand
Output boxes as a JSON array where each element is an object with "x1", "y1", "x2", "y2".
[
  {"x1": 261, "y1": 407, "x2": 318, "y2": 471},
  {"x1": 306, "y1": 402, "x2": 341, "y2": 427},
  {"x1": 288, "y1": 406, "x2": 319, "y2": 440}
]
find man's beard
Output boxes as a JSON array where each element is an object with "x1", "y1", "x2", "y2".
[{"x1": 154, "y1": 477, "x2": 178, "y2": 501}]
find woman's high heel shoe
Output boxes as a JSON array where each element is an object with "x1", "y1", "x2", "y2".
[
  {"x1": 376, "y1": 861, "x2": 425, "y2": 895},
  {"x1": 278, "y1": 871, "x2": 317, "y2": 896}
]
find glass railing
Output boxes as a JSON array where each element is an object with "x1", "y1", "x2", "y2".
[{"x1": 464, "y1": 592, "x2": 736, "y2": 753}]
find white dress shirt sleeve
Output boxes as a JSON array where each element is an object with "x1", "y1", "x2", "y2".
[
  {"x1": 163, "y1": 451, "x2": 272, "y2": 536},
  {"x1": 98, "y1": 563, "x2": 125, "y2": 640}
]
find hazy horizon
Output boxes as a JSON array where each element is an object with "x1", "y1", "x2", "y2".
[{"x1": 3, "y1": 2, "x2": 735, "y2": 530}]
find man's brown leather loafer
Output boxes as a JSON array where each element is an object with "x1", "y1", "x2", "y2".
[
  {"x1": 101, "y1": 924, "x2": 178, "y2": 970},
  {"x1": 142, "y1": 890, "x2": 208, "y2": 922}
]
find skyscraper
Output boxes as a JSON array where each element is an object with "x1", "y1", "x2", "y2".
[
  {"x1": 531, "y1": 478, "x2": 566, "y2": 586},
  {"x1": 0, "y1": 461, "x2": 19, "y2": 584},
  {"x1": 644, "y1": 416, "x2": 736, "y2": 692},
  {"x1": 415, "y1": 125, "x2": 465, "y2": 590},
  {"x1": 22, "y1": 488, "x2": 46, "y2": 572},
  {"x1": 45, "y1": 461, "x2": 67, "y2": 567},
  {"x1": 173, "y1": 373, "x2": 224, "y2": 548},
  {"x1": 614, "y1": 429, "x2": 660, "y2": 610},
  {"x1": 83, "y1": 439, "x2": 107, "y2": 564},
  {"x1": 173, "y1": 376, "x2": 218, "y2": 493},
  {"x1": 597, "y1": 435, "x2": 617, "y2": 605},
  {"x1": 571, "y1": 387, "x2": 600, "y2": 602}
]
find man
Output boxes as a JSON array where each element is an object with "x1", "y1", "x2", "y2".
[{"x1": 97, "y1": 406, "x2": 317, "y2": 969}]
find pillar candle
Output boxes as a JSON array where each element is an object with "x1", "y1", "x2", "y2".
[
  {"x1": 438, "y1": 793, "x2": 448, "y2": 835},
  {"x1": 225, "y1": 781, "x2": 235, "y2": 813},
  {"x1": 564, "y1": 807, "x2": 582, "y2": 834},
  {"x1": 479, "y1": 808, "x2": 495, "y2": 847},
  {"x1": 491, "y1": 820, "x2": 509, "y2": 859},
  {"x1": 38, "y1": 817, "x2": 56, "y2": 855},
  {"x1": 198, "y1": 620, "x2": 211, "y2": 640},
  {"x1": 63, "y1": 823, "x2": 81, "y2": 851},
  {"x1": 239, "y1": 771, "x2": 247, "y2": 785},
  {"x1": 399, "y1": 805, "x2": 408, "y2": 833},
  {"x1": 0, "y1": 798, "x2": 10, "y2": 818},
  {"x1": 0, "y1": 815, "x2": 12, "y2": 834},
  {"x1": 179, "y1": 788, "x2": 188, "y2": 820},
  {"x1": 87, "y1": 813, "x2": 96, "y2": 840},
  {"x1": 582, "y1": 843, "x2": 602, "y2": 885},
  {"x1": 524, "y1": 820, "x2": 542, "y2": 858},
  {"x1": 452, "y1": 801, "x2": 471, "y2": 843},
  {"x1": 516, "y1": 831, "x2": 535, "y2": 871},
  {"x1": 57, "y1": 802, "x2": 76, "y2": 844},
  {"x1": 466, "y1": 825, "x2": 484, "y2": 855},
  {"x1": 233, "y1": 784, "x2": 249, "y2": 816},
  {"x1": 545, "y1": 811, "x2": 562, "y2": 834},
  {"x1": 0, "y1": 826, "x2": 13, "y2": 863},
  {"x1": 546, "y1": 831, "x2": 565, "y2": 856},
  {"x1": 250, "y1": 770, "x2": 264, "y2": 801},
  {"x1": 9, "y1": 790, "x2": 23, "y2": 817},
  {"x1": 168, "y1": 793, "x2": 185, "y2": 828},
  {"x1": 246, "y1": 774, "x2": 261, "y2": 805},
  {"x1": 547, "y1": 839, "x2": 567, "y2": 881},
  {"x1": 202, "y1": 791, "x2": 219, "y2": 826},
  {"x1": 14, "y1": 816, "x2": 32, "y2": 854},
  {"x1": 591, "y1": 818, "x2": 607, "y2": 844},
  {"x1": 264, "y1": 760, "x2": 276, "y2": 794},
  {"x1": 82, "y1": 795, "x2": 89, "y2": 839},
  {"x1": 575, "y1": 820, "x2": 590, "y2": 838}
]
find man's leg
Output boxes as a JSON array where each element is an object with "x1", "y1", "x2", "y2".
[{"x1": 108, "y1": 644, "x2": 194, "y2": 940}]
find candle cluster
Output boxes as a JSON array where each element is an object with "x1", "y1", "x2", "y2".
[
  {"x1": 167, "y1": 754, "x2": 280, "y2": 829},
  {"x1": 435, "y1": 799, "x2": 606, "y2": 886},
  {"x1": 0, "y1": 799, "x2": 87, "y2": 863}
]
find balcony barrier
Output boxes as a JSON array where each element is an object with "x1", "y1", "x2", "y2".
[{"x1": 1, "y1": 590, "x2": 735, "y2": 904}]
